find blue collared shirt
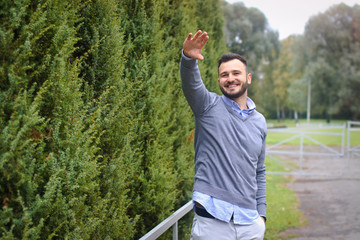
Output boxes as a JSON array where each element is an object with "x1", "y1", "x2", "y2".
[
  {"x1": 193, "y1": 95, "x2": 260, "y2": 225},
  {"x1": 221, "y1": 95, "x2": 256, "y2": 118}
]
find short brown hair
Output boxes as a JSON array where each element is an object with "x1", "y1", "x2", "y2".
[{"x1": 218, "y1": 53, "x2": 248, "y2": 73}]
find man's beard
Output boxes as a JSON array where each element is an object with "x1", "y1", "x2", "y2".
[{"x1": 219, "y1": 78, "x2": 248, "y2": 99}]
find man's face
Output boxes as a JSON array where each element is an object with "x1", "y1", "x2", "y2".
[{"x1": 218, "y1": 59, "x2": 252, "y2": 100}]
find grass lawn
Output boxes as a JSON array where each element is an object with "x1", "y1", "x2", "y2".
[
  {"x1": 264, "y1": 157, "x2": 304, "y2": 240},
  {"x1": 266, "y1": 118, "x2": 348, "y2": 128},
  {"x1": 266, "y1": 119, "x2": 360, "y2": 146}
]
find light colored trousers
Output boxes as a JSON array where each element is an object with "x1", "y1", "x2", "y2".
[{"x1": 190, "y1": 214, "x2": 265, "y2": 240}]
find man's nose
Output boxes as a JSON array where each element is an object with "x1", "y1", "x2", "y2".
[{"x1": 228, "y1": 73, "x2": 236, "y2": 81}]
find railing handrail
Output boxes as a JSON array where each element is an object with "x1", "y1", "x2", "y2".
[{"x1": 139, "y1": 200, "x2": 193, "y2": 240}]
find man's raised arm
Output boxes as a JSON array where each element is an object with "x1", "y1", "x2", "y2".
[{"x1": 180, "y1": 30, "x2": 212, "y2": 115}]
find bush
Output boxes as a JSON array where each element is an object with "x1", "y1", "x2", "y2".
[{"x1": 0, "y1": 0, "x2": 227, "y2": 239}]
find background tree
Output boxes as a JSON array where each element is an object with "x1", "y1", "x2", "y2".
[
  {"x1": 223, "y1": 2, "x2": 359, "y2": 121},
  {"x1": 287, "y1": 35, "x2": 309, "y2": 121},
  {"x1": 272, "y1": 36, "x2": 307, "y2": 121},
  {"x1": 1, "y1": 0, "x2": 138, "y2": 238},
  {"x1": 302, "y1": 3, "x2": 360, "y2": 121},
  {"x1": 223, "y1": 2, "x2": 270, "y2": 70},
  {"x1": 254, "y1": 30, "x2": 280, "y2": 118}
]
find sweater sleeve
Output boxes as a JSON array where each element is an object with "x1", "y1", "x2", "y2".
[
  {"x1": 180, "y1": 50, "x2": 214, "y2": 116},
  {"x1": 256, "y1": 126, "x2": 267, "y2": 219}
]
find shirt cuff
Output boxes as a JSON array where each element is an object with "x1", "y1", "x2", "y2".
[
  {"x1": 182, "y1": 50, "x2": 193, "y2": 60},
  {"x1": 181, "y1": 50, "x2": 198, "y2": 69}
]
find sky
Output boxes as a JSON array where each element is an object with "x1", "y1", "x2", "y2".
[{"x1": 226, "y1": 0, "x2": 360, "y2": 40}]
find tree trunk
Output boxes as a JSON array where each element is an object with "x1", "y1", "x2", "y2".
[{"x1": 294, "y1": 111, "x2": 298, "y2": 124}]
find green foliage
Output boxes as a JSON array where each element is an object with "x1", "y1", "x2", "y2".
[
  {"x1": 297, "y1": 3, "x2": 360, "y2": 120},
  {"x1": 1, "y1": 0, "x2": 227, "y2": 239},
  {"x1": 3, "y1": 0, "x2": 357, "y2": 239},
  {"x1": 222, "y1": 2, "x2": 280, "y2": 72},
  {"x1": 223, "y1": 2, "x2": 360, "y2": 121}
]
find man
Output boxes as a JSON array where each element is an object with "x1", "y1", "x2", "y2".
[{"x1": 180, "y1": 30, "x2": 267, "y2": 240}]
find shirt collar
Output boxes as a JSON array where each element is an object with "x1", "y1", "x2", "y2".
[{"x1": 221, "y1": 95, "x2": 256, "y2": 111}]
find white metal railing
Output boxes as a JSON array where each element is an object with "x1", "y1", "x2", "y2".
[
  {"x1": 139, "y1": 201, "x2": 193, "y2": 240},
  {"x1": 266, "y1": 124, "x2": 346, "y2": 176},
  {"x1": 347, "y1": 121, "x2": 360, "y2": 172},
  {"x1": 347, "y1": 121, "x2": 360, "y2": 154}
]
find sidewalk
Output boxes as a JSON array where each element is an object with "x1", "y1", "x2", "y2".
[{"x1": 279, "y1": 151, "x2": 360, "y2": 239}]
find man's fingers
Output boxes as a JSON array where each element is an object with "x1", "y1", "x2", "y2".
[
  {"x1": 192, "y1": 30, "x2": 203, "y2": 40},
  {"x1": 183, "y1": 30, "x2": 209, "y2": 60},
  {"x1": 200, "y1": 32, "x2": 209, "y2": 44},
  {"x1": 187, "y1": 30, "x2": 208, "y2": 42},
  {"x1": 200, "y1": 31, "x2": 208, "y2": 40},
  {"x1": 187, "y1": 33, "x2": 193, "y2": 40}
]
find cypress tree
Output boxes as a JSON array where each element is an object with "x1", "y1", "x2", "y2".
[
  {"x1": 1, "y1": 0, "x2": 228, "y2": 239},
  {"x1": 1, "y1": 0, "x2": 137, "y2": 238},
  {"x1": 195, "y1": 0, "x2": 228, "y2": 93}
]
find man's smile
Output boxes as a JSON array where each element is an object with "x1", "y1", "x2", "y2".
[{"x1": 225, "y1": 83, "x2": 241, "y2": 89}]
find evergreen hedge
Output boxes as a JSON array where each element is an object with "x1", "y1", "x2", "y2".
[{"x1": 0, "y1": 0, "x2": 227, "y2": 239}]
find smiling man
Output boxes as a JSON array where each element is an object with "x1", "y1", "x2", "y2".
[
  {"x1": 218, "y1": 54, "x2": 251, "y2": 109},
  {"x1": 180, "y1": 30, "x2": 267, "y2": 240}
]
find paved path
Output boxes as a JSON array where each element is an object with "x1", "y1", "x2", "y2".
[{"x1": 279, "y1": 149, "x2": 360, "y2": 239}]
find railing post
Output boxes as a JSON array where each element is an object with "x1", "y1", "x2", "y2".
[
  {"x1": 340, "y1": 124, "x2": 345, "y2": 175},
  {"x1": 299, "y1": 132, "x2": 304, "y2": 173},
  {"x1": 341, "y1": 124, "x2": 345, "y2": 156},
  {"x1": 172, "y1": 221, "x2": 178, "y2": 240},
  {"x1": 139, "y1": 201, "x2": 193, "y2": 240},
  {"x1": 347, "y1": 121, "x2": 351, "y2": 171}
]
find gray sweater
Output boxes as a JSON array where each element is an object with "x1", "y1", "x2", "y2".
[{"x1": 180, "y1": 55, "x2": 267, "y2": 217}]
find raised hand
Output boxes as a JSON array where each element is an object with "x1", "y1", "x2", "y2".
[{"x1": 183, "y1": 30, "x2": 209, "y2": 60}]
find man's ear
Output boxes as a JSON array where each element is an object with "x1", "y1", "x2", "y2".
[{"x1": 247, "y1": 73, "x2": 252, "y2": 84}]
